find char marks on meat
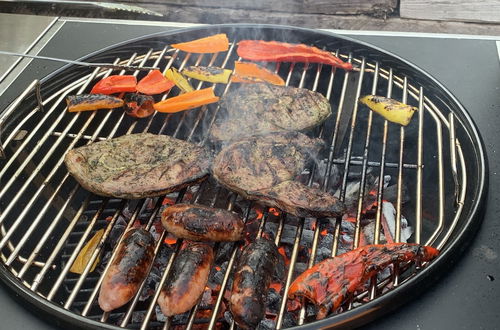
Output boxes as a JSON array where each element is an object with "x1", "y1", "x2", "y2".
[
  {"x1": 157, "y1": 241, "x2": 214, "y2": 317},
  {"x1": 230, "y1": 238, "x2": 283, "y2": 329},
  {"x1": 161, "y1": 203, "x2": 245, "y2": 241},
  {"x1": 211, "y1": 83, "x2": 332, "y2": 141},
  {"x1": 98, "y1": 228, "x2": 155, "y2": 312},
  {"x1": 64, "y1": 133, "x2": 212, "y2": 199},
  {"x1": 213, "y1": 131, "x2": 346, "y2": 218}
]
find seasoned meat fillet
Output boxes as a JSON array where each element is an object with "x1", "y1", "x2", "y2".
[
  {"x1": 158, "y1": 241, "x2": 213, "y2": 316},
  {"x1": 230, "y1": 238, "x2": 283, "y2": 329},
  {"x1": 98, "y1": 228, "x2": 155, "y2": 312},
  {"x1": 64, "y1": 133, "x2": 212, "y2": 199},
  {"x1": 161, "y1": 203, "x2": 244, "y2": 241},
  {"x1": 211, "y1": 83, "x2": 332, "y2": 141},
  {"x1": 213, "y1": 131, "x2": 346, "y2": 218}
]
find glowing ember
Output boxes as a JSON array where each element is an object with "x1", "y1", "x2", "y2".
[
  {"x1": 162, "y1": 197, "x2": 176, "y2": 205},
  {"x1": 320, "y1": 229, "x2": 328, "y2": 236},
  {"x1": 269, "y1": 207, "x2": 280, "y2": 216},
  {"x1": 278, "y1": 246, "x2": 290, "y2": 266},
  {"x1": 163, "y1": 237, "x2": 177, "y2": 245},
  {"x1": 270, "y1": 282, "x2": 282, "y2": 293}
]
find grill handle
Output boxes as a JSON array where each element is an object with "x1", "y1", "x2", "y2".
[{"x1": 0, "y1": 79, "x2": 43, "y2": 159}]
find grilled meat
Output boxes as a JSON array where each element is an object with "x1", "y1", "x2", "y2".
[
  {"x1": 158, "y1": 241, "x2": 214, "y2": 316},
  {"x1": 230, "y1": 238, "x2": 283, "y2": 329},
  {"x1": 64, "y1": 133, "x2": 212, "y2": 199},
  {"x1": 98, "y1": 228, "x2": 155, "y2": 312},
  {"x1": 210, "y1": 83, "x2": 331, "y2": 141},
  {"x1": 288, "y1": 243, "x2": 440, "y2": 319},
  {"x1": 212, "y1": 131, "x2": 346, "y2": 218},
  {"x1": 161, "y1": 203, "x2": 244, "y2": 241}
]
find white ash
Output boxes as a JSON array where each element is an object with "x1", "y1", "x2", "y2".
[
  {"x1": 362, "y1": 202, "x2": 413, "y2": 244},
  {"x1": 155, "y1": 305, "x2": 167, "y2": 323}
]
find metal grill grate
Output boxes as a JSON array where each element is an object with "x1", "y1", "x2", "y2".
[{"x1": 0, "y1": 27, "x2": 472, "y2": 330}]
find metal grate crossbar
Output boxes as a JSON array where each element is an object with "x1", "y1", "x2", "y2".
[{"x1": 0, "y1": 35, "x2": 467, "y2": 330}]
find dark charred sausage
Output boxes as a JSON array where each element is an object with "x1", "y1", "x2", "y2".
[
  {"x1": 161, "y1": 203, "x2": 245, "y2": 242},
  {"x1": 230, "y1": 238, "x2": 283, "y2": 329},
  {"x1": 157, "y1": 241, "x2": 214, "y2": 316},
  {"x1": 98, "y1": 228, "x2": 155, "y2": 312}
]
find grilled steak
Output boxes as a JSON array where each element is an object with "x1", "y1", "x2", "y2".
[
  {"x1": 161, "y1": 203, "x2": 245, "y2": 241},
  {"x1": 230, "y1": 238, "x2": 283, "y2": 329},
  {"x1": 64, "y1": 133, "x2": 212, "y2": 199},
  {"x1": 210, "y1": 83, "x2": 331, "y2": 141},
  {"x1": 212, "y1": 131, "x2": 346, "y2": 218}
]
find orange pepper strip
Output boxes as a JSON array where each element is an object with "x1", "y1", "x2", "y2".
[
  {"x1": 231, "y1": 61, "x2": 285, "y2": 86},
  {"x1": 153, "y1": 87, "x2": 219, "y2": 113},
  {"x1": 171, "y1": 33, "x2": 229, "y2": 53}
]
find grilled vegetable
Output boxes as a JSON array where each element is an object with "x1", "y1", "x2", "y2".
[
  {"x1": 136, "y1": 70, "x2": 174, "y2": 95},
  {"x1": 161, "y1": 203, "x2": 245, "y2": 241},
  {"x1": 157, "y1": 241, "x2": 214, "y2": 316},
  {"x1": 288, "y1": 243, "x2": 439, "y2": 319},
  {"x1": 237, "y1": 40, "x2": 353, "y2": 71},
  {"x1": 230, "y1": 238, "x2": 284, "y2": 329},
  {"x1": 98, "y1": 228, "x2": 155, "y2": 312},
  {"x1": 66, "y1": 94, "x2": 124, "y2": 112},
  {"x1": 153, "y1": 87, "x2": 219, "y2": 113},
  {"x1": 70, "y1": 229, "x2": 104, "y2": 274},
  {"x1": 171, "y1": 33, "x2": 229, "y2": 53},
  {"x1": 359, "y1": 95, "x2": 418, "y2": 126},
  {"x1": 165, "y1": 68, "x2": 194, "y2": 93},
  {"x1": 182, "y1": 66, "x2": 232, "y2": 84},
  {"x1": 90, "y1": 75, "x2": 137, "y2": 94},
  {"x1": 231, "y1": 61, "x2": 285, "y2": 85},
  {"x1": 123, "y1": 93, "x2": 155, "y2": 118}
]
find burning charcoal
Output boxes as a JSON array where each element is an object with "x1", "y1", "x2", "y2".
[
  {"x1": 131, "y1": 311, "x2": 145, "y2": 324},
  {"x1": 215, "y1": 242, "x2": 234, "y2": 263},
  {"x1": 224, "y1": 310, "x2": 234, "y2": 324},
  {"x1": 306, "y1": 303, "x2": 318, "y2": 318},
  {"x1": 282, "y1": 311, "x2": 297, "y2": 328},
  {"x1": 383, "y1": 184, "x2": 410, "y2": 205},
  {"x1": 381, "y1": 202, "x2": 413, "y2": 243},
  {"x1": 266, "y1": 288, "x2": 281, "y2": 314},
  {"x1": 171, "y1": 312, "x2": 190, "y2": 325},
  {"x1": 208, "y1": 269, "x2": 225, "y2": 288},
  {"x1": 257, "y1": 319, "x2": 276, "y2": 330},
  {"x1": 155, "y1": 305, "x2": 167, "y2": 322}
]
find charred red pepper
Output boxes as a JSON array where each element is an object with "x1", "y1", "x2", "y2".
[
  {"x1": 90, "y1": 75, "x2": 137, "y2": 95},
  {"x1": 123, "y1": 93, "x2": 155, "y2": 118},
  {"x1": 237, "y1": 40, "x2": 353, "y2": 71},
  {"x1": 136, "y1": 70, "x2": 175, "y2": 95},
  {"x1": 288, "y1": 243, "x2": 439, "y2": 319}
]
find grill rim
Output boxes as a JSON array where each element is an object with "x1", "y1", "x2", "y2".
[{"x1": 0, "y1": 23, "x2": 488, "y2": 330}]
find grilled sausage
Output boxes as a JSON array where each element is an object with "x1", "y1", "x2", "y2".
[
  {"x1": 66, "y1": 94, "x2": 124, "y2": 112},
  {"x1": 230, "y1": 238, "x2": 283, "y2": 329},
  {"x1": 98, "y1": 228, "x2": 155, "y2": 312},
  {"x1": 158, "y1": 241, "x2": 214, "y2": 316},
  {"x1": 161, "y1": 203, "x2": 245, "y2": 242}
]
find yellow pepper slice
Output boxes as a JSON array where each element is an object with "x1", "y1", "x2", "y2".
[
  {"x1": 164, "y1": 68, "x2": 194, "y2": 93},
  {"x1": 182, "y1": 66, "x2": 232, "y2": 84},
  {"x1": 70, "y1": 229, "x2": 104, "y2": 274},
  {"x1": 359, "y1": 95, "x2": 417, "y2": 126}
]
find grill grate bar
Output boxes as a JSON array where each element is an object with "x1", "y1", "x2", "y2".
[{"x1": 415, "y1": 87, "x2": 425, "y2": 244}]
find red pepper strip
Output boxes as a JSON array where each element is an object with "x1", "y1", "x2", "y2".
[
  {"x1": 136, "y1": 70, "x2": 175, "y2": 95},
  {"x1": 237, "y1": 40, "x2": 353, "y2": 71},
  {"x1": 90, "y1": 75, "x2": 137, "y2": 94},
  {"x1": 171, "y1": 33, "x2": 229, "y2": 53},
  {"x1": 153, "y1": 88, "x2": 219, "y2": 113}
]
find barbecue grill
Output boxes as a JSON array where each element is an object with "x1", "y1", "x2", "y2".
[{"x1": 0, "y1": 25, "x2": 487, "y2": 329}]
